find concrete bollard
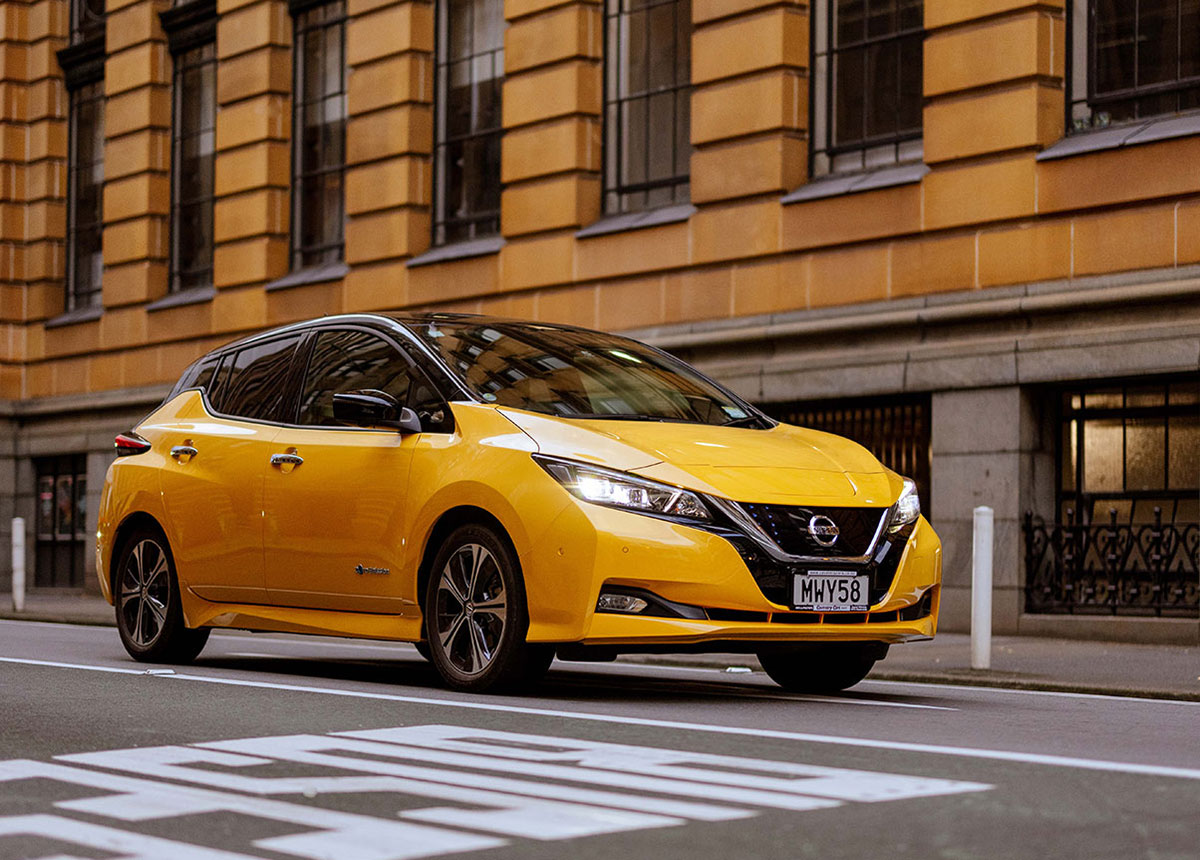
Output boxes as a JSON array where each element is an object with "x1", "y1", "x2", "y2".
[
  {"x1": 11, "y1": 516, "x2": 25, "y2": 613},
  {"x1": 971, "y1": 506, "x2": 993, "y2": 670}
]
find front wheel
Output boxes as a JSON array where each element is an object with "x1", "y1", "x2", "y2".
[
  {"x1": 114, "y1": 527, "x2": 210, "y2": 664},
  {"x1": 757, "y1": 642, "x2": 887, "y2": 693},
  {"x1": 424, "y1": 524, "x2": 553, "y2": 693}
]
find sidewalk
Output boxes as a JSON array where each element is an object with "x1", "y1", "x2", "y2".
[{"x1": 3, "y1": 591, "x2": 1198, "y2": 700}]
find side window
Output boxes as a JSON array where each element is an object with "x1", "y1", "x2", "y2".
[
  {"x1": 170, "y1": 354, "x2": 220, "y2": 399},
  {"x1": 298, "y1": 330, "x2": 413, "y2": 426},
  {"x1": 218, "y1": 336, "x2": 302, "y2": 421}
]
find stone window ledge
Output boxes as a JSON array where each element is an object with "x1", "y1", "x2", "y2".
[
  {"x1": 406, "y1": 235, "x2": 505, "y2": 268},
  {"x1": 146, "y1": 285, "x2": 216, "y2": 313},
  {"x1": 44, "y1": 305, "x2": 103, "y2": 329},
  {"x1": 781, "y1": 162, "x2": 929, "y2": 205},
  {"x1": 1037, "y1": 112, "x2": 1200, "y2": 161},
  {"x1": 265, "y1": 261, "x2": 349, "y2": 292},
  {"x1": 575, "y1": 203, "x2": 696, "y2": 239}
]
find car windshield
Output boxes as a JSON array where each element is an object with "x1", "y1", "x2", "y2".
[{"x1": 407, "y1": 319, "x2": 764, "y2": 426}]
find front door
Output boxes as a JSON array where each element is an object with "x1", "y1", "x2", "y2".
[{"x1": 263, "y1": 329, "x2": 420, "y2": 614}]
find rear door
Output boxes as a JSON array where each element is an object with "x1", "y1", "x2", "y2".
[
  {"x1": 159, "y1": 335, "x2": 302, "y2": 604},
  {"x1": 262, "y1": 328, "x2": 428, "y2": 613}
]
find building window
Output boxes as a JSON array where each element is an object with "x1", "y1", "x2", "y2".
[
  {"x1": 810, "y1": 0, "x2": 923, "y2": 176},
  {"x1": 602, "y1": 0, "x2": 692, "y2": 214},
  {"x1": 34, "y1": 455, "x2": 88, "y2": 589},
  {"x1": 71, "y1": 0, "x2": 105, "y2": 43},
  {"x1": 1058, "y1": 379, "x2": 1199, "y2": 525},
  {"x1": 762, "y1": 393, "x2": 932, "y2": 510},
  {"x1": 66, "y1": 79, "x2": 105, "y2": 312},
  {"x1": 169, "y1": 42, "x2": 216, "y2": 291},
  {"x1": 1070, "y1": 0, "x2": 1200, "y2": 130},
  {"x1": 291, "y1": 0, "x2": 347, "y2": 269},
  {"x1": 433, "y1": 0, "x2": 504, "y2": 245}
]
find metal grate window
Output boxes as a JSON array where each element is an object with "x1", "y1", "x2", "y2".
[
  {"x1": 763, "y1": 394, "x2": 932, "y2": 511},
  {"x1": 433, "y1": 0, "x2": 504, "y2": 245},
  {"x1": 291, "y1": 0, "x2": 347, "y2": 270},
  {"x1": 34, "y1": 455, "x2": 88, "y2": 589},
  {"x1": 66, "y1": 79, "x2": 105, "y2": 312},
  {"x1": 1069, "y1": 0, "x2": 1200, "y2": 130},
  {"x1": 170, "y1": 40, "x2": 216, "y2": 292},
  {"x1": 602, "y1": 0, "x2": 691, "y2": 214},
  {"x1": 810, "y1": 0, "x2": 923, "y2": 176}
]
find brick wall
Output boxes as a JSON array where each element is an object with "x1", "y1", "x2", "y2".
[{"x1": 4, "y1": 0, "x2": 1200, "y2": 398}]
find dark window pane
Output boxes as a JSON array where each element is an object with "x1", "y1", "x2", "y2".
[
  {"x1": 603, "y1": 0, "x2": 691, "y2": 214},
  {"x1": 172, "y1": 39, "x2": 216, "y2": 292},
  {"x1": 833, "y1": 46, "x2": 866, "y2": 145},
  {"x1": 292, "y1": 0, "x2": 346, "y2": 268},
  {"x1": 1088, "y1": 0, "x2": 1200, "y2": 123},
  {"x1": 67, "y1": 79, "x2": 105, "y2": 311},
  {"x1": 219, "y1": 337, "x2": 302, "y2": 420},
  {"x1": 298, "y1": 331, "x2": 413, "y2": 426},
  {"x1": 435, "y1": 0, "x2": 504, "y2": 243}
]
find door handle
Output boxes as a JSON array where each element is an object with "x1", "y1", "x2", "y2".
[
  {"x1": 270, "y1": 453, "x2": 304, "y2": 468},
  {"x1": 170, "y1": 445, "x2": 198, "y2": 461}
]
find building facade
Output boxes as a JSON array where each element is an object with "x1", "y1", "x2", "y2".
[{"x1": 0, "y1": 0, "x2": 1196, "y2": 641}]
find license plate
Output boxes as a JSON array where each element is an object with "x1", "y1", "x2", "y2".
[{"x1": 793, "y1": 571, "x2": 870, "y2": 611}]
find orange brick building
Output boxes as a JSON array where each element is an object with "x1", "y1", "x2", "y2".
[{"x1": 0, "y1": 0, "x2": 1197, "y2": 640}]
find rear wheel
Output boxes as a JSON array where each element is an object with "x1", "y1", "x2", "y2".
[
  {"x1": 424, "y1": 524, "x2": 553, "y2": 692},
  {"x1": 114, "y1": 527, "x2": 209, "y2": 664},
  {"x1": 756, "y1": 642, "x2": 887, "y2": 693}
]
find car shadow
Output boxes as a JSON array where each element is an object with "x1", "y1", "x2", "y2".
[{"x1": 190, "y1": 652, "x2": 954, "y2": 710}]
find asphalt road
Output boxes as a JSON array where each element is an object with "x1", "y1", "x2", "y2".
[{"x1": 1, "y1": 620, "x2": 1197, "y2": 860}]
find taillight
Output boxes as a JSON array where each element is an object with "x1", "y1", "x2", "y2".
[{"x1": 114, "y1": 432, "x2": 152, "y2": 457}]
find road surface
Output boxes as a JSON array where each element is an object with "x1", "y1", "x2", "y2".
[{"x1": 1, "y1": 619, "x2": 1196, "y2": 859}]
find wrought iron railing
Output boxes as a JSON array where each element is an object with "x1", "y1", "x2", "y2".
[{"x1": 1023, "y1": 509, "x2": 1199, "y2": 617}]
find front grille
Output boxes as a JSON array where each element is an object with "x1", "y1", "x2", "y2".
[{"x1": 738, "y1": 504, "x2": 887, "y2": 558}]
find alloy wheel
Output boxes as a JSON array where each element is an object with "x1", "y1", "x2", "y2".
[
  {"x1": 434, "y1": 543, "x2": 508, "y2": 676},
  {"x1": 119, "y1": 538, "x2": 171, "y2": 647}
]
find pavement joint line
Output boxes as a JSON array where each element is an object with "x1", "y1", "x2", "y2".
[{"x1": 3, "y1": 655, "x2": 1200, "y2": 782}]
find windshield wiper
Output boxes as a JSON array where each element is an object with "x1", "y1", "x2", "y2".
[
  {"x1": 721, "y1": 414, "x2": 765, "y2": 428},
  {"x1": 565, "y1": 413, "x2": 673, "y2": 422}
]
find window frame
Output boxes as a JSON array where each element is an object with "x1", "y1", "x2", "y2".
[
  {"x1": 601, "y1": 0, "x2": 693, "y2": 215},
  {"x1": 64, "y1": 77, "x2": 106, "y2": 313},
  {"x1": 1068, "y1": 0, "x2": 1200, "y2": 133},
  {"x1": 1056, "y1": 377, "x2": 1199, "y2": 527},
  {"x1": 432, "y1": 0, "x2": 506, "y2": 246},
  {"x1": 162, "y1": 0, "x2": 218, "y2": 294},
  {"x1": 33, "y1": 454, "x2": 89, "y2": 589},
  {"x1": 809, "y1": 0, "x2": 925, "y2": 178},
  {"x1": 289, "y1": 0, "x2": 348, "y2": 271}
]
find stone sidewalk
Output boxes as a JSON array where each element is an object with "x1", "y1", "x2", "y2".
[{"x1": 3, "y1": 591, "x2": 1197, "y2": 700}]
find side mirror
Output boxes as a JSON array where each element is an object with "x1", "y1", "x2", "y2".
[{"x1": 332, "y1": 390, "x2": 422, "y2": 434}]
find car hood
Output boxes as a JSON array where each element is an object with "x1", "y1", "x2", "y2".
[{"x1": 497, "y1": 408, "x2": 899, "y2": 506}]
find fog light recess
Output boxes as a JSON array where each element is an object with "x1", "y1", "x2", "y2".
[{"x1": 596, "y1": 593, "x2": 648, "y2": 614}]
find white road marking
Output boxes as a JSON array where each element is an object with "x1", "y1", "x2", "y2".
[
  {"x1": 2, "y1": 654, "x2": 1198, "y2": 780},
  {"x1": 5, "y1": 726, "x2": 990, "y2": 860}
]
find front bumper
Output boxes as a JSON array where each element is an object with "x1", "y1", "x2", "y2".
[{"x1": 522, "y1": 496, "x2": 941, "y2": 646}]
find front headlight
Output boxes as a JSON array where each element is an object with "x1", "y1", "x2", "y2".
[
  {"x1": 888, "y1": 477, "x2": 921, "y2": 532},
  {"x1": 533, "y1": 455, "x2": 711, "y2": 521}
]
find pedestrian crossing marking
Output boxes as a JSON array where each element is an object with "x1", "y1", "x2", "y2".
[{"x1": 0, "y1": 724, "x2": 991, "y2": 859}]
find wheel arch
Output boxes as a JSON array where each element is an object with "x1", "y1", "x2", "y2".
[
  {"x1": 415, "y1": 505, "x2": 520, "y2": 634},
  {"x1": 108, "y1": 511, "x2": 168, "y2": 598}
]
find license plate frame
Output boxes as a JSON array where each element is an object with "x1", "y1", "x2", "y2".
[{"x1": 792, "y1": 570, "x2": 870, "y2": 612}]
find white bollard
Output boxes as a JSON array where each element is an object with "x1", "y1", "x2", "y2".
[
  {"x1": 11, "y1": 516, "x2": 25, "y2": 613},
  {"x1": 970, "y1": 506, "x2": 993, "y2": 670}
]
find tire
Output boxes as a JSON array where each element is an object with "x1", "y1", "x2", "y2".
[
  {"x1": 756, "y1": 642, "x2": 887, "y2": 693},
  {"x1": 424, "y1": 523, "x2": 553, "y2": 693},
  {"x1": 114, "y1": 526, "x2": 210, "y2": 664}
]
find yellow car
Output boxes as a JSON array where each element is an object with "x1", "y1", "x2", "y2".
[{"x1": 97, "y1": 313, "x2": 940, "y2": 693}]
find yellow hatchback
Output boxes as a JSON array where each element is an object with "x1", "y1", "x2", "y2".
[{"x1": 97, "y1": 313, "x2": 941, "y2": 693}]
